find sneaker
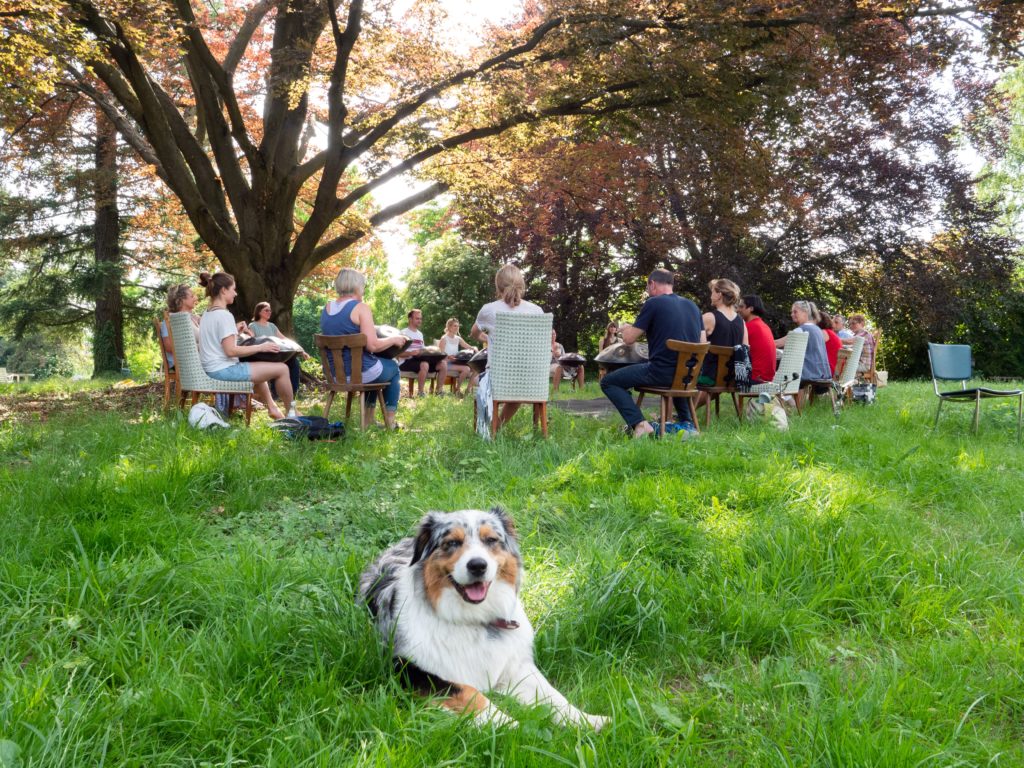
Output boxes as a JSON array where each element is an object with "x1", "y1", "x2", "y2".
[{"x1": 678, "y1": 422, "x2": 699, "y2": 440}]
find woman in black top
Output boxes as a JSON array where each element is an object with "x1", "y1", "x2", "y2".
[{"x1": 698, "y1": 278, "x2": 748, "y2": 386}]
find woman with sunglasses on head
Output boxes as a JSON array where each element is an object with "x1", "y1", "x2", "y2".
[
  {"x1": 776, "y1": 300, "x2": 832, "y2": 385},
  {"x1": 197, "y1": 271, "x2": 296, "y2": 420},
  {"x1": 250, "y1": 301, "x2": 310, "y2": 400}
]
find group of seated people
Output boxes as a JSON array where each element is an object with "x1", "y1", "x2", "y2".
[{"x1": 161, "y1": 262, "x2": 877, "y2": 437}]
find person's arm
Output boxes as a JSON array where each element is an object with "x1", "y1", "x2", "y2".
[
  {"x1": 355, "y1": 303, "x2": 404, "y2": 354},
  {"x1": 160, "y1": 324, "x2": 173, "y2": 354},
  {"x1": 703, "y1": 311, "x2": 715, "y2": 338},
  {"x1": 775, "y1": 335, "x2": 787, "y2": 348},
  {"x1": 220, "y1": 312, "x2": 278, "y2": 357},
  {"x1": 619, "y1": 322, "x2": 644, "y2": 345},
  {"x1": 742, "y1": 323, "x2": 749, "y2": 346},
  {"x1": 458, "y1": 335, "x2": 475, "y2": 351}
]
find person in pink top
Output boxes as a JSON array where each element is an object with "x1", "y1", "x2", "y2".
[
  {"x1": 816, "y1": 310, "x2": 842, "y2": 376},
  {"x1": 737, "y1": 294, "x2": 776, "y2": 384}
]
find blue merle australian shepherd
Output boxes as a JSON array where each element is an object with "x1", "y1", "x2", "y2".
[{"x1": 360, "y1": 507, "x2": 608, "y2": 729}]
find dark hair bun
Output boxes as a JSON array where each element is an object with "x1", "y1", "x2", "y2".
[{"x1": 198, "y1": 272, "x2": 212, "y2": 286}]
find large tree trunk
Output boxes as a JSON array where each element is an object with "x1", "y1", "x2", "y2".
[{"x1": 92, "y1": 108, "x2": 124, "y2": 377}]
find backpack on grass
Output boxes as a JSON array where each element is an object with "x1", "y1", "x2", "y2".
[{"x1": 270, "y1": 416, "x2": 345, "y2": 441}]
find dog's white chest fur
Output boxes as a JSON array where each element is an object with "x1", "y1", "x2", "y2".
[{"x1": 393, "y1": 568, "x2": 534, "y2": 691}]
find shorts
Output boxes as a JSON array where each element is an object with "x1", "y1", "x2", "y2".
[{"x1": 207, "y1": 362, "x2": 251, "y2": 381}]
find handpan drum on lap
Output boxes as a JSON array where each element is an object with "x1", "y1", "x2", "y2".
[
  {"x1": 374, "y1": 325, "x2": 412, "y2": 359},
  {"x1": 595, "y1": 341, "x2": 648, "y2": 371}
]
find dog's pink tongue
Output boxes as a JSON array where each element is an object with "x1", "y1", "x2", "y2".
[{"x1": 465, "y1": 581, "x2": 489, "y2": 602}]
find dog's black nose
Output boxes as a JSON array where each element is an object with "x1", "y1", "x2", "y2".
[{"x1": 466, "y1": 558, "x2": 488, "y2": 577}]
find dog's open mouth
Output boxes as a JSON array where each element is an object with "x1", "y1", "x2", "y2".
[{"x1": 450, "y1": 577, "x2": 490, "y2": 604}]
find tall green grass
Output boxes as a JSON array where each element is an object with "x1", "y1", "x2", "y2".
[{"x1": 2, "y1": 382, "x2": 1023, "y2": 766}]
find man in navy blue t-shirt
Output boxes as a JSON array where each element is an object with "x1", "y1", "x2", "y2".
[{"x1": 600, "y1": 269, "x2": 705, "y2": 438}]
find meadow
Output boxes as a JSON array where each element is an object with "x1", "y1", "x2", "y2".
[{"x1": 1, "y1": 379, "x2": 1023, "y2": 767}]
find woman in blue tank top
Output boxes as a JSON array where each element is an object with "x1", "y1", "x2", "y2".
[{"x1": 320, "y1": 268, "x2": 405, "y2": 429}]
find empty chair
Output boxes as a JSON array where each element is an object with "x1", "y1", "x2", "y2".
[
  {"x1": 928, "y1": 342, "x2": 1022, "y2": 440},
  {"x1": 154, "y1": 316, "x2": 180, "y2": 411}
]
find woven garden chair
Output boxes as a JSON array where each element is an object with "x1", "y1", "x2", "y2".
[
  {"x1": 928, "y1": 343, "x2": 1022, "y2": 440},
  {"x1": 736, "y1": 331, "x2": 808, "y2": 419},
  {"x1": 168, "y1": 312, "x2": 254, "y2": 424},
  {"x1": 635, "y1": 341, "x2": 710, "y2": 436},
  {"x1": 314, "y1": 333, "x2": 389, "y2": 429},
  {"x1": 805, "y1": 335, "x2": 865, "y2": 414},
  {"x1": 154, "y1": 316, "x2": 180, "y2": 411},
  {"x1": 475, "y1": 312, "x2": 553, "y2": 438}
]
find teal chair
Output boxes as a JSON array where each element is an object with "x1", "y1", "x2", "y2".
[{"x1": 927, "y1": 343, "x2": 1022, "y2": 440}]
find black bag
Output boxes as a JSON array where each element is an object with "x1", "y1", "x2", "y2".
[
  {"x1": 269, "y1": 416, "x2": 345, "y2": 440},
  {"x1": 731, "y1": 344, "x2": 752, "y2": 392},
  {"x1": 239, "y1": 335, "x2": 302, "y2": 363}
]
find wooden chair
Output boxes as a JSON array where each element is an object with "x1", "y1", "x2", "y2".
[
  {"x1": 635, "y1": 341, "x2": 710, "y2": 436},
  {"x1": 697, "y1": 344, "x2": 739, "y2": 428},
  {"x1": 859, "y1": 330, "x2": 881, "y2": 385},
  {"x1": 736, "y1": 331, "x2": 808, "y2": 419},
  {"x1": 154, "y1": 316, "x2": 180, "y2": 411},
  {"x1": 400, "y1": 367, "x2": 440, "y2": 397},
  {"x1": 475, "y1": 312, "x2": 553, "y2": 438},
  {"x1": 314, "y1": 333, "x2": 389, "y2": 429},
  {"x1": 167, "y1": 312, "x2": 254, "y2": 424}
]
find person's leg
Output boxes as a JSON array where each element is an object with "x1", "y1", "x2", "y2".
[
  {"x1": 435, "y1": 359, "x2": 448, "y2": 395},
  {"x1": 497, "y1": 402, "x2": 522, "y2": 429},
  {"x1": 550, "y1": 363, "x2": 561, "y2": 392},
  {"x1": 379, "y1": 359, "x2": 401, "y2": 428},
  {"x1": 577, "y1": 366, "x2": 585, "y2": 388},
  {"x1": 416, "y1": 360, "x2": 428, "y2": 395},
  {"x1": 287, "y1": 356, "x2": 301, "y2": 398},
  {"x1": 600, "y1": 364, "x2": 659, "y2": 433},
  {"x1": 249, "y1": 361, "x2": 293, "y2": 418}
]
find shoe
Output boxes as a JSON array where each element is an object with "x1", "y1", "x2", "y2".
[
  {"x1": 677, "y1": 422, "x2": 699, "y2": 440},
  {"x1": 286, "y1": 405, "x2": 297, "y2": 418}
]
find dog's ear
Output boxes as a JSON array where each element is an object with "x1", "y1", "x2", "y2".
[
  {"x1": 490, "y1": 506, "x2": 518, "y2": 543},
  {"x1": 410, "y1": 513, "x2": 440, "y2": 565}
]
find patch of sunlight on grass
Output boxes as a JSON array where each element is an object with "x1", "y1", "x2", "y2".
[
  {"x1": 956, "y1": 448, "x2": 986, "y2": 472},
  {"x1": 699, "y1": 495, "x2": 752, "y2": 547},
  {"x1": 519, "y1": 546, "x2": 581, "y2": 625},
  {"x1": 785, "y1": 463, "x2": 872, "y2": 520}
]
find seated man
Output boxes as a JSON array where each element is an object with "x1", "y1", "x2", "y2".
[
  {"x1": 398, "y1": 308, "x2": 448, "y2": 396},
  {"x1": 599, "y1": 269, "x2": 706, "y2": 439}
]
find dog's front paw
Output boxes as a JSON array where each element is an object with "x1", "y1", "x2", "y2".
[
  {"x1": 585, "y1": 713, "x2": 610, "y2": 732},
  {"x1": 475, "y1": 706, "x2": 518, "y2": 729}
]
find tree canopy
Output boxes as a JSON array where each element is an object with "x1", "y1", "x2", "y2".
[{"x1": 6, "y1": 0, "x2": 1024, "y2": 336}]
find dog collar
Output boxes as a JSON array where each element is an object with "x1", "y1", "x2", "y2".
[{"x1": 490, "y1": 618, "x2": 520, "y2": 630}]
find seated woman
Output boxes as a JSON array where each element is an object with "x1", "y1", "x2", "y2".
[
  {"x1": 197, "y1": 271, "x2": 295, "y2": 420},
  {"x1": 599, "y1": 321, "x2": 619, "y2": 352},
  {"x1": 438, "y1": 317, "x2": 477, "y2": 396},
  {"x1": 816, "y1": 310, "x2": 842, "y2": 376},
  {"x1": 698, "y1": 278, "x2": 748, "y2": 386},
  {"x1": 320, "y1": 267, "x2": 405, "y2": 430},
  {"x1": 160, "y1": 283, "x2": 248, "y2": 413},
  {"x1": 550, "y1": 328, "x2": 585, "y2": 392},
  {"x1": 776, "y1": 300, "x2": 832, "y2": 390},
  {"x1": 471, "y1": 263, "x2": 543, "y2": 430},
  {"x1": 249, "y1": 301, "x2": 309, "y2": 399},
  {"x1": 737, "y1": 294, "x2": 776, "y2": 384}
]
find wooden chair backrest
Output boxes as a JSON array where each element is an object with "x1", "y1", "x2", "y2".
[
  {"x1": 314, "y1": 333, "x2": 370, "y2": 388},
  {"x1": 706, "y1": 344, "x2": 734, "y2": 388},
  {"x1": 667, "y1": 341, "x2": 710, "y2": 393}
]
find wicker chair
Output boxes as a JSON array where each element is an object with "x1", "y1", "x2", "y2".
[
  {"x1": 168, "y1": 312, "x2": 254, "y2": 424},
  {"x1": 476, "y1": 312, "x2": 553, "y2": 438},
  {"x1": 635, "y1": 341, "x2": 710, "y2": 436},
  {"x1": 154, "y1": 316, "x2": 180, "y2": 411},
  {"x1": 736, "y1": 331, "x2": 808, "y2": 419},
  {"x1": 314, "y1": 333, "x2": 389, "y2": 429}
]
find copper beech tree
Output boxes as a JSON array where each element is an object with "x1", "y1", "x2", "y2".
[{"x1": 5, "y1": 0, "x2": 1024, "y2": 330}]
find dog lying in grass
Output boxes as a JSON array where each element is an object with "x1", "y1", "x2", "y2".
[{"x1": 359, "y1": 507, "x2": 608, "y2": 730}]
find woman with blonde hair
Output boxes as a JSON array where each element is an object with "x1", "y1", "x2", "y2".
[
  {"x1": 320, "y1": 267, "x2": 405, "y2": 429},
  {"x1": 698, "y1": 278, "x2": 748, "y2": 386},
  {"x1": 471, "y1": 263, "x2": 543, "y2": 429},
  {"x1": 438, "y1": 317, "x2": 477, "y2": 396}
]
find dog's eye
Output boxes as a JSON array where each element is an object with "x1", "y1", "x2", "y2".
[
  {"x1": 443, "y1": 539, "x2": 461, "y2": 552},
  {"x1": 483, "y1": 536, "x2": 500, "y2": 547}
]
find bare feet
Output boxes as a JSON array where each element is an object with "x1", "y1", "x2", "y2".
[{"x1": 632, "y1": 421, "x2": 655, "y2": 439}]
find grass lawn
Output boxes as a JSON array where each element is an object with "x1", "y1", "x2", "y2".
[{"x1": 2, "y1": 379, "x2": 1023, "y2": 766}]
